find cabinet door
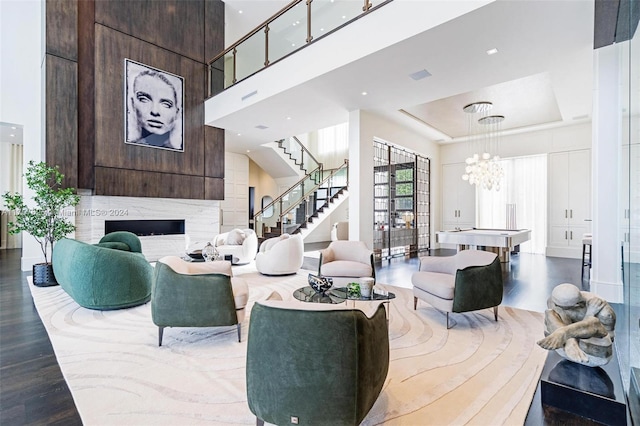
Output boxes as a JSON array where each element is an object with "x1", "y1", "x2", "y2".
[
  {"x1": 568, "y1": 225, "x2": 589, "y2": 249},
  {"x1": 549, "y1": 225, "x2": 570, "y2": 247},
  {"x1": 567, "y1": 149, "x2": 591, "y2": 226},
  {"x1": 457, "y1": 176, "x2": 476, "y2": 225},
  {"x1": 548, "y1": 152, "x2": 569, "y2": 225},
  {"x1": 442, "y1": 164, "x2": 463, "y2": 224}
]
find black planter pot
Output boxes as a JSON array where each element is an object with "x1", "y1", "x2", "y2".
[{"x1": 32, "y1": 263, "x2": 58, "y2": 287}]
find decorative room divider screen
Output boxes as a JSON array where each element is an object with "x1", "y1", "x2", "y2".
[{"x1": 373, "y1": 141, "x2": 430, "y2": 260}]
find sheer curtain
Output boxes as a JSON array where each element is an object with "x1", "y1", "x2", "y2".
[
  {"x1": 1, "y1": 143, "x2": 23, "y2": 249},
  {"x1": 316, "y1": 122, "x2": 348, "y2": 169},
  {"x1": 477, "y1": 154, "x2": 547, "y2": 253}
]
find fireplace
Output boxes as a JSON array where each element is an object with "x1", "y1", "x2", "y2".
[
  {"x1": 105, "y1": 219, "x2": 185, "y2": 236},
  {"x1": 74, "y1": 194, "x2": 219, "y2": 261}
]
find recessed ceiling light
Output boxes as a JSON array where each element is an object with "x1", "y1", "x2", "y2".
[
  {"x1": 237, "y1": 133, "x2": 241, "y2": 136},
  {"x1": 486, "y1": 48, "x2": 498, "y2": 55},
  {"x1": 246, "y1": 150, "x2": 250, "y2": 153},
  {"x1": 409, "y1": 69, "x2": 432, "y2": 81},
  {"x1": 292, "y1": 43, "x2": 296, "y2": 47},
  {"x1": 320, "y1": 28, "x2": 324, "y2": 31},
  {"x1": 11, "y1": 126, "x2": 16, "y2": 129},
  {"x1": 10, "y1": 134, "x2": 15, "y2": 137},
  {"x1": 342, "y1": 15, "x2": 346, "y2": 19},
  {"x1": 238, "y1": 10, "x2": 243, "y2": 14},
  {"x1": 286, "y1": 117, "x2": 291, "y2": 120},
  {"x1": 361, "y1": 91, "x2": 368, "y2": 96}
]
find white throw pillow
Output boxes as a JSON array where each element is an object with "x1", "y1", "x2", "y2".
[{"x1": 226, "y1": 229, "x2": 246, "y2": 245}]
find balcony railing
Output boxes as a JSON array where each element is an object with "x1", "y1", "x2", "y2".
[{"x1": 207, "y1": 0, "x2": 392, "y2": 96}]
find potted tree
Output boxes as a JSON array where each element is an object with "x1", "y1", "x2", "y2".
[{"x1": 2, "y1": 161, "x2": 80, "y2": 286}]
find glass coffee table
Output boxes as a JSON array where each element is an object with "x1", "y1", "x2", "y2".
[{"x1": 293, "y1": 286, "x2": 396, "y2": 304}]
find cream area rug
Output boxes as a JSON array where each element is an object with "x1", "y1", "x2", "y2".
[{"x1": 28, "y1": 264, "x2": 547, "y2": 426}]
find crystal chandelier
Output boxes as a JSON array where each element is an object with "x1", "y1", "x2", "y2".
[{"x1": 461, "y1": 102, "x2": 505, "y2": 191}]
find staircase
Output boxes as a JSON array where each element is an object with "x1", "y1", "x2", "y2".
[
  {"x1": 297, "y1": 188, "x2": 349, "y2": 239},
  {"x1": 254, "y1": 160, "x2": 349, "y2": 241}
]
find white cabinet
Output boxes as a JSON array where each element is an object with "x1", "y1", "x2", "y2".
[
  {"x1": 441, "y1": 163, "x2": 476, "y2": 231},
  {"x1": 621, "y1": 144, "x2": 640, "y2": 262},
  {"x1": 546, "y1": 150, "x2": 591, "y2": 258}
]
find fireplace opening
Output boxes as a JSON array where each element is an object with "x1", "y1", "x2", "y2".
[{"x1": 105, "y1": 219, "x2": 185, "y2": 236}]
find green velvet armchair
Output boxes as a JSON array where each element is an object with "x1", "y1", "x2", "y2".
[
  {"x1": 411, "y1": 249, "x2": 503, "y2": 328},
  {"x1": 52, "y1": 232, "x2": 153, "y2": 310},
  {"x1": 151, "y1": 256, "x2": 249, "y2": 346},
  {"x1": 246, "y1": 300, "x2": 389, "y2": 426}
]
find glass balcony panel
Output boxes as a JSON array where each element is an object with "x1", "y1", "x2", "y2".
[
  {"x1": 311, "y1": 0, "x2": 363, "y2": 40},
  {"x1": 223, "y1": 51, "x2": 235, "y2": 88},
  {"x1": 269, "y1": 2, "x2": 308, "y2": 64},
  {"x1": 235, "y1": 30, "x2": 266, "y2": 82}
]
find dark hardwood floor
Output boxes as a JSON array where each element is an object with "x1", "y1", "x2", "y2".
[
  {"x1": 0, "y1": 245, "x2": 618, "y2": 425},
  {"x1": 0, "y1": 249, "x2": 82, "y2": 425}
]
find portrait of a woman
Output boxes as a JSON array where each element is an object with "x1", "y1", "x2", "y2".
[{"x1": 124, "y1": 59, "x2": 184, "y2": 151}]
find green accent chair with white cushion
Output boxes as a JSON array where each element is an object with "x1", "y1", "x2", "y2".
[
  {"x1": 52, "y1": 232, "x2": 153, "y2": 310},
  {"x1": 246, "y1": 300, "x2": 389, "y2": 426},
  {"x1": 412, "y1": 249, "x2": 503, "y2": 328},
  {"x1": 151, "y1": 256, "x2": 249, "y2": 346}
]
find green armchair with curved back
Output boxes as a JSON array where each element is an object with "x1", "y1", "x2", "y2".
[
  {"x1": 412, "y1": 249, "x2": 503, "y2": 328},
  {"x1": 246, "y1": 300, "x2": 389, "y2": 426},
  {"x1": 151, "y1": 256, "x2": 249, "y2": 346},
  {"x1": 52, "y1": 231, "x2": 153, "y2": 310}
]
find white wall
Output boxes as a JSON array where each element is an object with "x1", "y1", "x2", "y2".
[
  {"x1": 440, "y1": 122, "x2": 592, "y2": 165},
  {"x1": 349, "y1": 110, "x2": 441, "y2": 249},
  {"x1": 0, "y1": 0, "x2": 44, "y2": 270}
]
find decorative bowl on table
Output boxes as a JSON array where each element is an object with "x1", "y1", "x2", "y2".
[
  {"x1": 187, "y1": 250, "x2": 204, "y2": 260},
  {"x1": 308, "y1": 274, "x2": 333, "y2": 295}
]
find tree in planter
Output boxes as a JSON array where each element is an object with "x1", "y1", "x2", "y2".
[{"x1": 2, "y1": 161, "x2": 80, "y2": 275}]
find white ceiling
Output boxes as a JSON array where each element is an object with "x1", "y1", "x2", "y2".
[
  {"x1": 0, "y1": 122, "x2": 23, "y2": 145},
  {"x1": 218, "y1": 0, "x2": 595, "y2": 153}
]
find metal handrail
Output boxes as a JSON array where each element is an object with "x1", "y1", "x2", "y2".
[
  {"x1": 252, "y1": 160, "x2": 348, "y2": 239},
  {"x1": 255, "y1": 165, "x2": 323, "y2": 219},
  {"x1": 279, "y1": 136, "x2": 323, "y2": 174},
  {"x1": 207, "y1": 0, "x2": 392, "y2": 96},
  {"x1": 280, "y1": 159, "x2": 349, "y2": 218}
]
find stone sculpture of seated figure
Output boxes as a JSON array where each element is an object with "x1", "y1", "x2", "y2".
[{"x1": 537, "y1": 283, "x2": 616, "y2": 367}]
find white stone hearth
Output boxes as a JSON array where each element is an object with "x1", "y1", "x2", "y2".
[{"x1": 72, "y1": 194, "x2": 220, "y2": 261}]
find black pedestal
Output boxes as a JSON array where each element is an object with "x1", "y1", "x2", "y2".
[{"x1": 540, "y1": 349, "x2": 628, "y2": 425}]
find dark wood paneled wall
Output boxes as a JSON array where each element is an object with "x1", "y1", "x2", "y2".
[
  {"x1": 44, "y1": 56, "x2": 78, "y2": 189},
  {"x1": 77, "y1": 0, "x2": 95, "y2": 190},
  {"x1": 44, "y1": 0, "x2": 78, "y2": 189},
  {"x1": 45, "y1": 0, "x2": 225, "y2": 200}
]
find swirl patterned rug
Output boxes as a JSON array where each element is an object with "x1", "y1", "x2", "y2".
[{"x1": 28, "y1": 265, "x2": 547, "y2": 426}]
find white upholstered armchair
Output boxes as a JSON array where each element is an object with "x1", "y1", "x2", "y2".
[
  {"x1": 255, "y1": 234, "x2": 304, "y2": 275},
  {"x1": 318, "y1": 240, "x2": 375, "y2": 287},
  {"x1": 213, "y1": 229, "x2": 258, "y2": 265}
]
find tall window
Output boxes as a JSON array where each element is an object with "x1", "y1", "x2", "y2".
[
  {"x1": 317, "y1": 122, "x2": 348, "y2": 168},
  {"x1": 477, "y1": 154, "x2": 547, "y2": 254}
]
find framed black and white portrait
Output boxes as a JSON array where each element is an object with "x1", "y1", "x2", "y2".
[{"x1": 124, "y1": 59, "x2": 184, "y2": 152}]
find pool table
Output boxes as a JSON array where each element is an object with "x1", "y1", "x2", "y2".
[{"x1": 436, "y1": 228, "x2": 531, "y2": 262}]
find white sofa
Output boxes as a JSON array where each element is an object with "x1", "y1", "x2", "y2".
[
  {"x1": 255, "y1": 233, "x2": 304, "y2": 275},
  {"x1": 213, "y1": 229, "x2": 258, "y2": 265}
]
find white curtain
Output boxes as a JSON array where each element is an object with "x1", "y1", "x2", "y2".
[
  {"x1": 1, "y1": 143, "x2": 23, "y2": 249},
  {"x1": 316, "y1": 122, "x2": 349, "y2": 168},
  {"x1": 477, "y1": 154, "x2": 547, "y2": 254}
]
